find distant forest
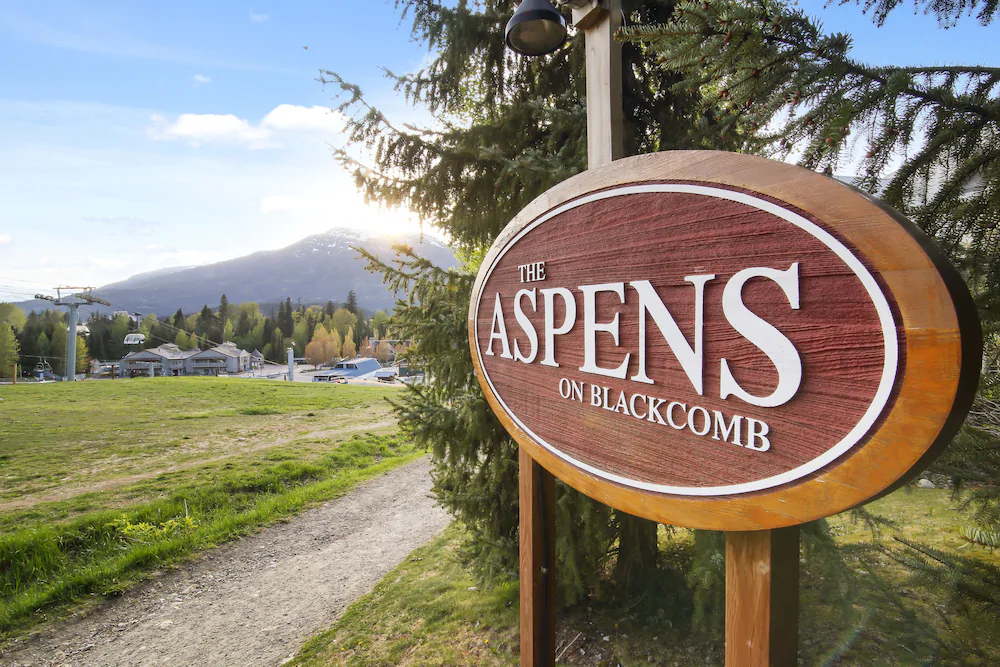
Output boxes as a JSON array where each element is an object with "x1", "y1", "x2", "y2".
[{"x1": 0, "y1": 292, "x2": 392, "y2": 376}]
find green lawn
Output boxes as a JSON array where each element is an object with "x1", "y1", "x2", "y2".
[
  {"x1": 0, "y1": 378, "x2": 418, "y2": 639},
  {"x1": 292, "y1": 489, "x2": 1000, "y2": 667}
]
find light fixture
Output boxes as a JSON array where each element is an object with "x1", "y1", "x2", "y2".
[{"x1": 505, "y1": 0, "x2": 567, "y2": 57}]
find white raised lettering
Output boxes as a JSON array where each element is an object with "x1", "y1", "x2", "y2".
[
  {"x1": 712, "y1": 411, "x2": 743, "y2": 446},
  {"x1": 590, "y1": 383, "x2": 602, "y2": 406},
  {"x1": 720, "y1": 264, "x2": 802, "y2": 407},
  {"x1": 746, "y1": 418, "x2": 771, "y2": 451},
  {"x1": 647, "y1": 397, "x2": 667, "y2": 425},
  {"x1": 540, "y1": 287, "x2": 576, "y2": 368},
  {"x1": 614, "y1": 391, "x2": 629, "y2": 415},
  {"x1": 629, "y1": 275, "x2": 714, "y2": 393},
  {"x1": 558, "y1": 377, "x2": 572, "y2": 399},
  {"x1": 688, "y1": 406, "x2": 711, "y2": 436},
  {"x1": 601, "y1": 386, "x2": 614, "y2": 411},
  {"x1": 486, "y1": 293, "x2": 513, "y2": 359},
  {"x1": 629, "y1": 393, "x2": 647, "y2": 420},
  {"x1": 579, "y1": 282, "x2": 631, "y2": 379},
  {"x1": 666, "y1": 401, "x2": 687, "y2": 430},
  {"x1": 513, "y1": 288, "x2": 538, "y2": 363}
]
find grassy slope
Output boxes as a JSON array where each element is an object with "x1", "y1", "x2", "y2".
[
  {"x1": 292, "y1": 489, "x2": 1000, "y2": 667},
  {"x1": 0, "y1": 379, "x2": 418, "y2": 639}
]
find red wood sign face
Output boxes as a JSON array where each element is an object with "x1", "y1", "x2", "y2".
[{"x1": 469, "y1": 152, "x2": 980, "y2": 530}]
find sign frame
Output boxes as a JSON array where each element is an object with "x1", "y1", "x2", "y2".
[{"x1": 469, "y1": 151, "x2": 981, "y2": 532}]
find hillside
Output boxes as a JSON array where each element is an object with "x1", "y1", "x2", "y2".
[{"x1": 15, "y1": 228, "x2": 455, "y2": 316}]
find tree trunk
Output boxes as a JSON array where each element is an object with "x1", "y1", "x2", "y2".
[{"x1": 613, "y1": 511, "x2": 659, "y2": 591}]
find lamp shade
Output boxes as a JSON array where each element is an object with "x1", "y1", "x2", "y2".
[{"x1": 504, "y1": 0, "x2": 567, "y2": 56}]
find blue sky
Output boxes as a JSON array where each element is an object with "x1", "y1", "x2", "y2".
[{"x1": 0, "y1": 0, "x2": 996, "y2": 302}]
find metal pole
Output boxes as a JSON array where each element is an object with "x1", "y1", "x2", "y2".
[
  {"x1": 66, "y1": 303, "x2": 78, "y2": 381},
  {"x1": 287, "y1": 347, "x2": 295, "y2": 382}
]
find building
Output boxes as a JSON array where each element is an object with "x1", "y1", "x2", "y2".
[
  {"x1": 120, "y1": 342, "x2": 253, "y2": 377},
  {"x1": 187, "y1": 342, "x2": 251, "y2": 376},
  {"x1": 121, "y1": 343, "x2": 199, "y2": 377}
]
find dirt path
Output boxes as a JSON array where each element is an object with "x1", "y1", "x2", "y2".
[{"x1": 1, "y1": 457, "x2": 450, "y2": 667}]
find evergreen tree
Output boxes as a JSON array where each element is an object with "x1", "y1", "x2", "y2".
[
  {"x1": 268, "y1": 328, "x2": 285, "y2": 362},
  {"x1": 622, "y1": 0, "x2": 1000, "y2": 636},
  {"x1": 236, "y1": 308, "x2": 252, "y2": 339},
  {"x1": 0, "y1": 322, "x2": 19, "y2": 377},
  {"x1": 839, "y1": 0, "x2": 997, "y2": 27},
  {"x1": 324, "y1": 300, "x2": 335, "y2": 319},
  {"x1": 218, "y1": 294, "x2": 229, "y2": 326},
  {"x1": 172, "y1": 308, "x2": 184, "y2": 329},
  {"x1": 35, "y1": 331, "x2": 50, "y2": 359},
  {"x1": 345, "y1": 290, "x2": 358, "y2": 315},
  {"x1": 329, "y1": 0, "x2": 743, "y2": 596},
  {"x1": 281, "y1": 297, "x2": 295, "y2": 337},
  {"x1": 110, "y1": 314, "x2": 130, "y2": 360}
]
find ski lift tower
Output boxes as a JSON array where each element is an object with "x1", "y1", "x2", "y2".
[{"x1": 34, "y1": 287, "x2": 111, "y2": 381}]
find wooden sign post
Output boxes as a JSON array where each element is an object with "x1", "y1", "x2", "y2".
[{"x1": 469, "y1": 150, "x2": 981, "y2": 666}]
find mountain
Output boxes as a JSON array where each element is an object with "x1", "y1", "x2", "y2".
[{"x1": 16, "y1": 228, "x2": 456, "y2": 317}]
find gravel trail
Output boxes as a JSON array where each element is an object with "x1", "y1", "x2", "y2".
[{"x1": 1, "y1": 457, "x2": 450, "y2": 667}]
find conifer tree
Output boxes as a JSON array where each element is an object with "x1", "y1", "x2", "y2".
[
  {"x1": 621, "y1": 0, "x2": 1000, "y2": 628},
  {"x1": 218, "y1": 294, "x2": 229, "y2": 326},
  {"x1": 328, "y1": 0, "x2": 746, "y2": 596}
]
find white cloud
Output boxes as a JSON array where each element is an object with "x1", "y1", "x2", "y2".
[
  {"x1": 250, "y1": 10, "x2": 269, "y2": 23},
  {"x1": 262, "y1": 105, "x2": 342, "y2": 133},
  {"x1": 0, "y1": 234, "x2": 10, "y2": 244},
  {"x1": 150, "y1": 112, "x2": 273, "y2": 148},
  {"x1": 149, "y1": 105, "x2": 342, "y2": 148},
  {"x1": 193, "y1": 74, "x2": 212, "y2": 85}
]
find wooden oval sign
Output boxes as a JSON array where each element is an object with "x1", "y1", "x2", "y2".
[{"x1": 469, "y1": 151, "x2": 980, "y2": 530}]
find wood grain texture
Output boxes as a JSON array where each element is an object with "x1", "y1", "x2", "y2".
[
  {"x1": 520, "y1": 447, "x2": 556, "y2": 667},
  {"x1": 472, "y1": 151, "x2": 981, "y2": 530},
  {"x1": 476, "y1": 188, "x2": 891, "y2": 490},
  {"x1": 584, "y1": 0, "x2": 622, "y2": 168},
  {"x1": 726, "y1": 528, "x2": 800, "y2": 667}
]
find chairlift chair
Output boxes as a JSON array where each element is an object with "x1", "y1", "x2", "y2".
[{"x1": 124, "y1": 313, "x2": 146, "y2": 346}]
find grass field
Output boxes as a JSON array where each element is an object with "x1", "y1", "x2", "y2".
[
  {"x1": 291, "y1": 490, "x2": 1000, "y2": 667},
  {"x1": 0, "y1": 378, "x2": 417, "y2": 638}
]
